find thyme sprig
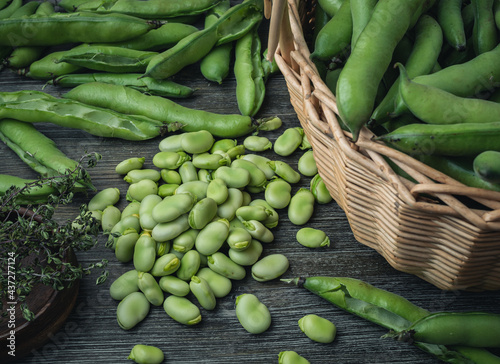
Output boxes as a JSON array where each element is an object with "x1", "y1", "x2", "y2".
[{"x1": 1, "y1": 153, "x2": 108, "y2": 321}]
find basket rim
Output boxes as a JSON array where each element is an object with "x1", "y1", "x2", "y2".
[{"x1": 269, "y1": 0, "x2": 500, "y2": 231}]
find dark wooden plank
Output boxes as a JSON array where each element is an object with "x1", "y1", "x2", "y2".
[{"x1": 1, "y1": 5, "x2": 500, "y2": 364}]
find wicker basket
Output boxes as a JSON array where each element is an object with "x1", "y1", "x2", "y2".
[{"x1": 266, "y1": 0, "x2": 500, "y2": 291}]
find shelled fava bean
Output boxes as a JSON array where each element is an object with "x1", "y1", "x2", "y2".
[{"x1": 97, "y1": 128, "x2": 333, "y2": 351}]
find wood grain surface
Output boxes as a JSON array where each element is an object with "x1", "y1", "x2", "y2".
[{"x1": 1, "y1": 5, "x2": 500, "y2": 363}]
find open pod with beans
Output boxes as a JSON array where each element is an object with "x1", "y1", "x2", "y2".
[{"x1": 266, "y1": 0, "x2": 500, "y2": 292}]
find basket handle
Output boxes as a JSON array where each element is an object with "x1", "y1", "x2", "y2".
[{"x1": 267, "y1": 0, "x2": 294, "y2": 65}]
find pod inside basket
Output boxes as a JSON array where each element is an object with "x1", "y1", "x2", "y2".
[{"x1": 267, "y1": 0, "x2": 500, "y2": 291}]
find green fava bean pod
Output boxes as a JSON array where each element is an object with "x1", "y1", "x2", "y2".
[
  {"x1": 126, "y1": 179, "x2": 158, "y2": 202},
  {"x1": 152, "y1": 214, "x2": 190, "y2": 242},
  {"x1": 297, "y1": 150, "x2": 318, "y2": 177},
  {"x1": 288, "y1": 188, "x2": 315, "y2": 226},
  {"x1": 212, "y1": 166, "x2": 251, "y2": 189},
  {"x1": 350, "y1": 0, "x2": 377, "y2": 48},
  {"x1": 115, "y1": 157, "x2": 145, "y2": 175},
  {"x1": 437, "y1": 0, "x2": 466, "y2": 51},
  {"x1": 298, "y1": 314, "x2": 337, "y2": 343},
  {"x1": 137, "y1": 272, "x2": 164, "y2": 306},
  {"x1": 196, "y1": 267, "x2": 232, "y2": 298},
  {"x1": 243, "y1": 220, "x2": 274, "y2": 243},
  {"x1": 0, "y1": 12, "x2": 155, "y2": 47},
  {"x1": 150, "y1": 253, "x2": 180, "y2": 277},
  {"x1": 88, "y1": 187, "x2": 120, "y2": 212},
  {"x1": 195, "y1": 219, "x2": 230, "y2": 256},
  {"x1": 267, "y1": 161, "x2": 301, "y2": 184},
  {"x1": 296, "y1": 227, "x2": 330, "y2": 248},
  {"x1": 128, "y1": 344, "x2": 164, "y2": 364},
  {"x1": 190, "y1": 275, "x2": 216, "y2": 310},
  {"x1": 176, "y1": 249, "x2": 201, "y2": 281},
  {"x1": 278, "y1": 351, "x2": 311, "y2": 364},
  {"x1": 163, "y1": 295, "x2": 201, "y2": 326},
  {"x1": 234, "y1": 24, "x2": 265, "y2": 117},
  {"x1": 265, "y1": 178, "x2": 292, "y2": 209},
  {"x1": 251, "y1": 254, "x2": 289, "y2": 282},
  {"x1": 181, "y1": 130, "x2": 215, "y2": 154},
  {"x1": 124, "y1": 169, "x2": 161, "y2": 184},
  {"x1": 115, "y1": 230, "x2": 140, "y2": 263},
  {"x1": 159, "y1": 275, "x2": 190, "y2": 297},
  {"x1": 152, "y1": 193, "x2": 197, "y2": 224},
  {"x1": 133, "y1": 233, "x2": 157, "y2": 273},
  {"x1": 243, "y1": 135, "x2": 272, "y2": 152},
  {"x1": 310, "y1": 174, "x2": 333, "y2": 204},
  {"x1": 207, "y1": 252, "x2": 246, "y2": 280},
  {"x1": 101, "y1": 205, "x2": 122, "y2": 232},
  {"x1": 189, "y1": 197, "x2": 218, "y2": 230},
  {"x1": 217, "y1": 188, "x2": 244, "y2": 220},
  {"x1": 152, "y1": 151, "x2": 191, "y2": 170},
  {"x1": 228, "y1": 238, "x2": 263, "y2": 266},
  {"x1": 336, "y1": 0, "x2": 427, "y2": 142},
  {"x1": 116, "y1": 292, "x2": 150, "y2": 330},
  {"x1": 274, "y1": 127, "x2": 304, "y2": 156},
  {"x1": 110, "y1": 269, "x2": 139, "y2": 301},
  {"x1": 206, "y1": 178, "x2": 229, "y2": 205},
  {"x1": 396, "y1": 312, "x2": 500, "y2": 348},
  {"x1": 235, "y1": 293, "x2": 271, "y2": 334}
]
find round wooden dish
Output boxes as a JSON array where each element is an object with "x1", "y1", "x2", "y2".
[{"x1": 0, "y1": 210, "x2": 80, "y2": 363}]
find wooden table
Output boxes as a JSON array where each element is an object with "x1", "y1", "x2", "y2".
[{"x1": 2, "y1": 13, "x2": 500, "y2": 364}]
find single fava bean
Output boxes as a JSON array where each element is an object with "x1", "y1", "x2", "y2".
[
  {"x1": 110, "y1": 269, "x2": 139, "y2": 301},
  {"x1": 122, "y1": 201, "x2": 141, "y2": 219},
  {"x1": 151, "y1": 214, "x2": 190, "y2": 242},
  {"x1": 230, "y1": 158, "x2": 267, "y2": 188},
  {"x1": 298, "y1": 314, "x2": 337, "y2": 343},
  {"x1": 278, "y1": 351, "x2": 311, "y2": 364},
  {"x1": 264, "y1": 178, "x2": 291, "y2": 209},
  {"x1": 181, "y1": 130, "x2": 215, "y2": 154},
  {"x1": 116, "y1": 292, "x2": 150, "y2": 330},
  {"x1": 206, "y1": 177, "x2": 229, "y2": 205},
  {"x1": 101, "y1": 205, "x2": 121, "y2": 232},
  {"x1": 288, "y1": 188, "x2": 315, "y2": 226},
  {"x1": 115, "y1": 230, "x2": 140, "y2": 263},
  {"x1": 235, "y1": 293, "x2": 271, "y2": 334},
  {"x1": 128, "y1": 344, "x2": 164, "y2": 364},
  {"x1": 217, "y1": 188, "x2": 243, "y2": 221},
  {"x1": 126, "y1": 179, "x2": 158, "y2": 202},
  {"x1": 152, "y1": 192, "x2": 197, "y2": 223},
  {"x1": 152, "y1": 151, "x2": 191, "y2": 169},
  {"x1": 243, "y1": 220, "x2": 274, "y2": 243},
  {"x1": 243, "y1": 135, "x2": 272, "y2": 152},
  {"x1": 195, "y1": 219, "x2": 230, "y2": 256},
  {"x1": 88, "y1": 187, "x2": 120, "y2": 211},
  {"x1": 226, "y1": 227, "x2": 252, "y2": 251},
  {"x1": 192, "y1": 152, "x2": 229, "y2": 170},
  {"x1": 190, "y1": 275, "x2": 216, "y2": 310},
  {"x1": 178, "y1": 161, "x2": 198, "y2": 183},
  {"x1": 158, "y1": 133, "x2": 184, "y2": 152},
  {"x1": 241, "y1": 154, "x2": 275, "y2": 179},
  {"x1": 212, "y1": 166, "x2": 250, "y2": 189},
  {"x1": 188, "y1": 197, "x2": 218, "y2": 229},
  {"x1": 210, "y1": 138, "x2": 237, "y2": 153},
  {"x1": 248, "y1": 199, "x2": 279, "y2": 229},
  {"x1": 159, "y1": 275, "x2": 190, "y2": 297},
  {"x1": 157, "y1": 183, "x2": 179, "y2": 198},
  {"x1": 273, "y1": 127, "x2": 304, "y2": 156},
  {"x1": 176, "y1": 249, "x2": 201, "y2": 281},
  {"x1": 235, "y1": 205, "x2": 271, "y2": 223},
  {"x1": 228, "y1": 239, "x2": 263, "y2": 266},
  {"x1": 251, "y1": 254, "x2": 289, "y2": 282},
  {"x1": 139, "y1": 194, "x2": 162, "y2": 231},
  {"x1": 172, "y1": 228, "x2": 199, "y2": 253},
  {"x1": 196, "y1": 267, "x2": 232, "y2": 298},
  {"x1": 150, "y1": 253, "x2": 180, "y2": 277},
  {"x1": 175, "y1": 180, "x2": 208, "y2": 200},
  {"x1": 297, "y1": 150, "x2": 318, "y2": 177},
  {"x1": 137, "y1": 272, "x2": 164, "y2": 306},
  {"x1": 124, "y1": 168, "x2": 161, "y2": 184},
  {"x1": 133, "y1": 232, "x2": 157, "y2": 273},
  {"x1": 115, "y1": 157, "x2": 145, "y2": 175},
  {"x1": 163, "y1": 295, "x2": 201, "y2": 325},
  {"x1": 207, "y1": 252, "x2": 246, "y2": 280},
  {"x1": 267, "y1": 161, "x2": 301, "y2": 184},
  {"x1": 160, "y1": 169, "x2": 182, "y2": 184},
  {"x1": 296, "y1": 227, "x2": 330, "y2": 248},
  {"x1": 310, "y1": 174, "x2": 333, "y2": 204}
]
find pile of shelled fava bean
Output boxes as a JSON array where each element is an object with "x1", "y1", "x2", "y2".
[{"x1": 78, "y1": 129, "x2": 334, "y2": 364}]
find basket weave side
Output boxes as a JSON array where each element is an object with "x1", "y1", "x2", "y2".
[{"x1": 272, "y1": 0, "x2": 500, "y2": 291}]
